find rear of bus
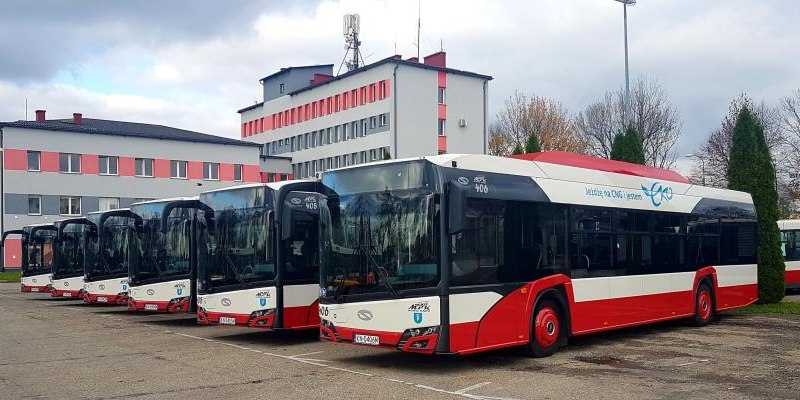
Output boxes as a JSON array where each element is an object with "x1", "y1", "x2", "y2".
[{"x1": 196, "y1": 181, "x2": 320, "y2": 330}]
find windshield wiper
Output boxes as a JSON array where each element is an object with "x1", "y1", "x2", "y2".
[
  {"x1": 218, "y1": 245, "x2": 246, "y2": 285},
  {"x1": 374, "y1": 265, "x2": 399, "y2": 297}
]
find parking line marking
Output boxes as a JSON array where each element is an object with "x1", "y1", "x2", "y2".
[
  {"x1": 456, "y1": 382, "x2": 492, "y2": 394},
  {"x1": 289, "y1": 351, "x2": 324, "y2": 358},
  {"x1": 676, "y1": 359, "x2": 710, "y2": 367}
]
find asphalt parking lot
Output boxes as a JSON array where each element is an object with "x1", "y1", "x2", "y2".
[{"x1": 1, "y1": 284, "x2": 799, "y2": 400}]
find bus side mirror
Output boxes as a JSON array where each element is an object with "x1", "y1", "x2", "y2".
[{"x1": 447, "y1": 181, "x2": 467, "y2": 235}]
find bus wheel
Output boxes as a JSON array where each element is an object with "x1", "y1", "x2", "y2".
[
  {"x1": 528, "y1": 298, "x2": 563, "y2": 357},
  {"x1": 693, "y1": 282, "x2": 714, "y2": 326}
]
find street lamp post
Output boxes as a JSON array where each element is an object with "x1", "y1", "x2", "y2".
[
  {"x1": 685, "y1": 153, "x2": 705, "y2": 185},
  {"x1": 614, "y1": 0, "x2": 636, "y2": 126}
]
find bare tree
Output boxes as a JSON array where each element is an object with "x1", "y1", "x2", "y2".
[
  {"x1": 575, "y1": 77, "x2": 682, "y2": 168},
  {"x1": 690, "y1": 94, "x2": 785, "y2": 186},
  {"x1": 488, "y1": 92, "x2": 586, "y2": 156}
]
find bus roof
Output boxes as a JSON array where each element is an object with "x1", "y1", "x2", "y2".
[
  {"x1": 86, "y1": 208, "x2": 131, "y2": 217},
  {"x1": 200, "y1": 179, "x2": 316, "y2": 195},
  {"x1": 322, "y1": 152, "x2": 753, "y2": 211},
  {"x1": 778, "y1": 219, "x2": 800, "y2": 230},
  {"x1": 131, "y1": 196, "x2": 199, "y2": 206}
]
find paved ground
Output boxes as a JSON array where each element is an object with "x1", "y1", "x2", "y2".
[{"x1": 1, "y1": 284, "x2": 799, "y2": 400}]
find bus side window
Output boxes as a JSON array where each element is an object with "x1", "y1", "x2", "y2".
[{"x1": 451, "y1": 198, "x2": 504, "y2": 286}]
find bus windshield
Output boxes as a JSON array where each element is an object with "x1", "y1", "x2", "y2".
[
  {"x1": 198, "y1": 187, "x2": 275, "y2": 292},
  {"x1": 320, "y1": 164, "x2": 439, "y2": 299},
  {"x1": 23, "y1": 229, "x2": 56, "y2": 277},
  {"x1": 85, "y1": 215, "x2": 134, "y2": 281},
  {"x1": 129, "y1": 202, "x2": 193, "y2": 284},
  {"x1": 53, "y1": 223, "x2": 87, "y2": 279}
]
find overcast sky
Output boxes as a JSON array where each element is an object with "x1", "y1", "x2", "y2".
[{"x1": 2, "y1": 0, "x2": 799, "y2": 172}]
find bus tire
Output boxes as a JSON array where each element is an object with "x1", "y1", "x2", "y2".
[
  {"x1": 693, "y1": 282, "x2": 714, "y2": 326},
  {"x1": 527, "y1": 298, "x2": 564, "y2": 357}
]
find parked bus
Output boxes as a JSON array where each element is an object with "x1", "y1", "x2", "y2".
[
  {"x1": 83, "y1": 209, "x2": 138, "y2": 305},
  {"x1": 196, "y1": 181, "x2": 321, "y2": 330},
  {"x1": 317, "y1": 152, "x2": 759, "y2": 356},
  {"x1": 777, "y1": 219, "x2": 800, "y2": 290},
  {"x1": 50, "y1": 218, "x2": 91, "y2": 298},
  {"x1": 2, "y1": 224, "x2": 57, "y2": 293},
  {"x1": 128, "y1": 197, "x2": 207, "y2": 313}
]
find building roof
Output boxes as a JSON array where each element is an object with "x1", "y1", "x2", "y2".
[
  {"x1": 259, "y1": 64, "x2": 336, "y2": 84},
  {"x1": 238, "y1": 56, "x2": 493, "y2": 114},
  {"x1": 0, "y1": 118, "x2": 261, "y2": 148}
]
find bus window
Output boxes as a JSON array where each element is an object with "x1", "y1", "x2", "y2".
[{"x1": 781, "y1": 230, "x2": 800, "y2": 260}]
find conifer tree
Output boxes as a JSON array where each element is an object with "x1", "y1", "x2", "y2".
[
  {"x1": 525, "y1": 133, "x2": 542, "y2": 153},
  {"x1": 728, "y1": 107, "x2": 785, "y2": 303}
]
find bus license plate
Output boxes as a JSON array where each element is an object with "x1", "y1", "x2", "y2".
[
  {"x1": 144, "y1": 304, "x2": 158, "y2": 311},
  {"x1": 63, "y1": 292, "x2": 72, "y2": 297},
  {"x1": 353, "y1": 334, "x2": 380, "y2": 346},
  {"x1": 219, "y1": 317, "x2": 236, "y2": 325},
  {"x1": 31, "y1": 288, "x2": 39, "y2": 292},
  {"x1": 97, "y1": 296, "x2": 108, "y2": 303}
]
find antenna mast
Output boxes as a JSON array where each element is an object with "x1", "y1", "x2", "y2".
[
  {"x1": 416, "y1": 0, "x2": 421, "y2": 60},
  {"x1": 339, "y1": 14, "x2": 364, "y2": 74}
]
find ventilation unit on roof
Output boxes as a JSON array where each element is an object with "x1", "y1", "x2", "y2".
[{"x1": 458, "y1": 118, "x2": 467, "y2": 128}]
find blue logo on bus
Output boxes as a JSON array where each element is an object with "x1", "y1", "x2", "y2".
[
  {"x1": 259, "y1": 298, "x2": 267, "y2": 307},
  {"x1": 122, "y1": 284, "x2": 127, "y2": 291},
  {"x1": 642, "y1": 182, "x2": 674, "y2": 207},
  {"x1": 177, "y1": 288, "x2": 183, "y2": 296},
  {"x1": 413, "y1": 312, "x2": 423, "y2": 324}
]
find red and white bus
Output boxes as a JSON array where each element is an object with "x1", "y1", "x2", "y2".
[
  {"x1": 3, "y1": 224, "x2": 56, "y2": 293},
  {"x1": 127, "y1": 197, "x2": 206, "y2": 313},
  {"x1": 317, "y1": 152, "x2": 759, "y2": 356},
  {"x1": 83, "y1": 209, "x2": 137, "y2": 305},
  {"x1": 196, "y1": 181, "x2": 321, "y2": 330},
  {"x1": 50, "y1": 218, "x2": 91, "y2": 298},
  {"x1": 777, "y1": 220, "x2": 800, "y2": 290}
]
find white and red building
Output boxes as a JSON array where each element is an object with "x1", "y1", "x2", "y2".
[{"x1": 238, "y1": 52, "x2": 492, "y2": 179}]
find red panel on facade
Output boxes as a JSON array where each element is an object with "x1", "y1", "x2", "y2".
[
  {"x1": 360, "y1": 87, "x2": 367, "y2": 105},
  {"x1": 154, "y1": 159, "x2": 170, "y2": 178},
  {"x1": 385, "y1": 80, "x2": 391, "y2": 98},
  {"x1": 219, "y1": 163, "x2": 234, "y2": 181},
  {"x1": 118, "y1": 156, "x2": 135, "y2": 176},
  {"x1": 3, "y1": 238, "x2": 21, "y2": 269},
  {"x1": 438, "y1": 136, "x2": 447, "y2": 153},
  {"x1": 242, "y1": 165, "x2": 261, "y2": 182},
  {"x1": 187, "y1": 161, "x2": 204, "y2": 180},
  {"x1": 438, "y1": 104, "x2": 447, "y2": 120},
  {"x1": 81, "y1": 154, "x2": 98, "y2": 174},
  {"x1": 368, "y1": 84, "x2": 376, "y2": 102},
  {"x1": 510, "y1": 151, "x2": 691, "y2": 184},
  {"x1": 241, "y1": 123, "x2": 246, "y2": 138},
  {"x1": 342, "y1": 92, "x2": 349, "y2": 110},
  {"x1": 40, "y1": 151, "x2": 59, "y2": 172},
  {"x1": 438, "y1": 71, "x2": 447, "y2": 87},
  {"x1": 3, "y1": 149, "x2": 27, "y2": 170}
]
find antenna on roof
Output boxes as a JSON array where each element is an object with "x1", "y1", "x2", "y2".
[
  {"x1": 338, "y1": 14, "x2": 364, "y2": 75},
  {"x1": 416, "y1": 0, "x2": 421, "y2": 60}
]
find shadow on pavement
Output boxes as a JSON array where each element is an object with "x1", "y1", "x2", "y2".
[
  {"x1": 133, "y1": 316, "x2": 199, "y2": 327},
  {"x1": 214, "y1": 329, "x2": 320, "y2": 346}
]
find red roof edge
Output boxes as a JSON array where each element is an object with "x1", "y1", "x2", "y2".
[{"x1": 510, "y1": 151, "x2": 690, "y2": 184}]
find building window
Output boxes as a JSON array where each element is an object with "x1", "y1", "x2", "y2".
[
  {"x1": 370, "y1": 149, "x2": 377, "y2": 161},
  {"x1": 28, "y1": 195, "x2": 41, "y2": 215},
  {"x1": 327, "y1": 128, "x2": 332, "y2": 144},
  {"x1": 134, "y1": 198, "x2": 154, "y2": 203},
  {"x1": 234, "y1": 164, "x2": 243, "y2": 181},
  {"x1": 203, "y1": 162, "x2": 219, "y2": 180},
  {"x1": 279, "y1": 83, "x2": 284, "y2": 94},
  {"x1": 135, "y1": 158, "x2": 153, "y2": 177},
  {"x1": 370, "y1": 117, "x2": 377, "y2": 129},
  {"x1": 170, "y1": 160, "x2": 187, "y2": 179},
  {"x1": 59, "y1": 153, "x2": 81, "y2": 173},
  {"x1": 379, "y1": 114, "x2": 388, "y2": 127},
  {"x1": 369, "y1": 84, "x2": 376, "y2": 101},
  {"x1": 362, "y1": 121, "x2": 368, "y2": 136},
  {"x1": 438, "y1": 87, "x2": 446, "y2": 104},
  {"x1": 98, "y1": 155, "x2": 118, "y2": 175},
  {"x1": 438, "y1": 119, "x2": 446, "y2": 136},
  {"x1": 27, "y1": 151, "x2": 40, "y2": 172},
  {"x1": 351, "y1": 122, "x2": 358, "y2": 139},
  {"x1": 99, "y1": 197, "x2": 120, "y2": 211},
  {"x1": 59, "y1": 196, "x2": 81, "y2": 216}
]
